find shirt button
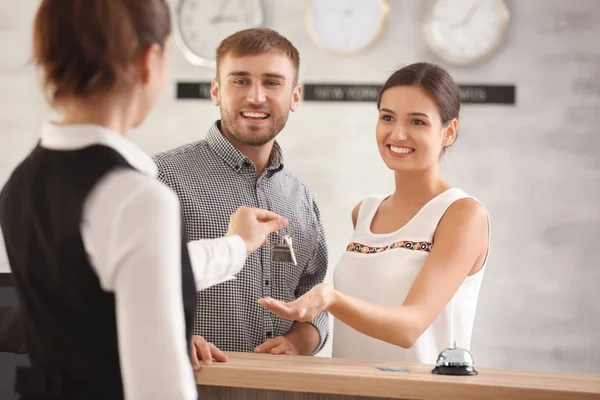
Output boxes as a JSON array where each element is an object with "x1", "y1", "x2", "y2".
[
  {"x1": 266, "y1": 331, "x2": 272, "y2": 338},
  {"x1": 265, "y1": 279, "x2": 270, "y2": 285}
]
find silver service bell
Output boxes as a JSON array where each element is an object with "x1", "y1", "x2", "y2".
[{"x1": 431, "y1": 341, "x2": 478, "y2": 376}]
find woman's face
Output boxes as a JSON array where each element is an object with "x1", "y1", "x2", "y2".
[{"x1": 376, "y1": 85, "x2": 457, "y2": 173}]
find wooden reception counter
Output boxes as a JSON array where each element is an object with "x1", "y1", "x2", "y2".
[{"x1": 196, "y1": 352, "x2": 600, "y2": 400}]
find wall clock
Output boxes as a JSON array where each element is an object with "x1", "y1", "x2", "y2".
[
  {"x1": 305, "y1": 0, "x2": 390, "y2": 55},
  {"x1": 175, "y1": 0, "x2": 264, "y2": 69},
  {"x1": 423, "y1": 0, "x2": 510, "y2": 67}
]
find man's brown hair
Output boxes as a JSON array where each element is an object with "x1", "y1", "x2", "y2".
[
  {"x1": 33, "y1": 0, "x2": 172, "y2": 105},
  {"x1": 215, "y1": 28, "x2": 300, "y2": 83}
]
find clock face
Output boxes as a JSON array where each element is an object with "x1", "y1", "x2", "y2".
[
  {"x1": 175, "y1": 0, "x2": 264, "y2": 68},
  {"x1": 423, "y1": 0, "x2": 510, "y2": 66},
  {"x1": 306, "y1": 0, "x2": 390, "y2": 54}
]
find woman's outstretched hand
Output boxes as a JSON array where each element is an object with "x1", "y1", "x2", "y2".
[{"x1": 258, "y1": 283, "x2": 335, "y2": 322}]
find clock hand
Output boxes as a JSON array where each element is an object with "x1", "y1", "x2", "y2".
[
  {"x1": 451, "y1": 0, "x2": 485, "y2": 28},
  {"x1": 210, "y1": 0, "x2": 234, "y2": 24},
  {"x1": 211, "y1": 16, "x2": 240, "y2": 23}
]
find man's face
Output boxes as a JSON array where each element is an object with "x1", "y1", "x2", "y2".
[{"x1": 211, "y1": 52, "x2": 302, "y2": 147}]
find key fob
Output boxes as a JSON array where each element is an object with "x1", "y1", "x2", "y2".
[{"x1": 272, "y1": 236, "x2": 297, "y2": 265}]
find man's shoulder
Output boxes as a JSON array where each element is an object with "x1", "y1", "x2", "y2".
[
  {"x1": 278, "y1": 167, "x2": 318, "y2": 203},
  {"x1": 152, "y1": 139, "x2": 211, "y2": 169},
  {"x1": 279, "y1": 167, "x2": 304, "y2": 186},
  {"x1": 152, "y1": 139, "x2": 210, "y2": 163}
]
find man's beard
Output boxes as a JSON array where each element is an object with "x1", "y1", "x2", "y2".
[{"x1": 219, "y1": 107, "x2": 289, "y2": 147}]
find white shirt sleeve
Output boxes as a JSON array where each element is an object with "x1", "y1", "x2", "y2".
[
  {"x1": 83, "y1": 170, "x2": 198, "y2": 400},
  {"x1": 187, "y1": 236, "x2": 247, "y2": 291}
]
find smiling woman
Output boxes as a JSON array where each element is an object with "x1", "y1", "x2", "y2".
[{"x1": 259, "y1": 62, "x2": 491, "y2": 365}]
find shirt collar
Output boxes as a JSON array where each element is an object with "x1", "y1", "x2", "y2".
[
  {"x1": 40, "y1": 122, "x2": 158, "y2": 177},
  {"x1": 206, "y1": 120, "x2": 284, "y2": 173}
]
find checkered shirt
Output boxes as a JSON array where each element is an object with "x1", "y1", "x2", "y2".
[{"x1": 153, "y1": 121, "x2": 329, "y2": 354}]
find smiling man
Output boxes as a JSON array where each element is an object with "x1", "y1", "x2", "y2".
[{"x1": 153, "y1": 28, "x2": 329, "y2": 368}]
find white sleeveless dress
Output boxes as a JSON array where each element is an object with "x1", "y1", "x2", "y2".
[{"x1": 332, "y1": 188, "x2": 489, "y2": 364}]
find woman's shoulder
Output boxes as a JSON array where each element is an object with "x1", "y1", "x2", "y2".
[
  {"x1": 87, "y1": 169, "x2": 179, "y2": 219},
  {"x1": 351, "y1": 201, "x2": 363, "y2": 228},
  {"x1": 447, "y1": 196, "x2": 487, "y2": 219},
  {"x1": 447, "y1": 187, "x2": 487, "y2": 214},
  {"x1": 351, "y1": 195, "x2": 387, "y2": 228},
  {"x1": 438, "y1": 193, "x2": 489, "y2": 242},
  {"x1": 442, "y1": 186, "x2": 488, "y2": 218}
]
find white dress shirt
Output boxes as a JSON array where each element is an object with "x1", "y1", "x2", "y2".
[{"x1": 1, "y1": 123, "x2": 248, "y2": 400}]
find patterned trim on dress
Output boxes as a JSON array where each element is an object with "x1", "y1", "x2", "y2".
[{"x1": 346, "y1": 240, "x2": 432, "y2": 254}]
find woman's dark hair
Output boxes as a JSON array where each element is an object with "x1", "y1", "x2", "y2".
[
  {"x1": 377, "y1": 62, "x2": 461, "y2": 128},
  {"x1": 32, "y1": 0, "x2": 172, "y2": 105}
]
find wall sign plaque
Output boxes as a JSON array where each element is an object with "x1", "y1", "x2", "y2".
[{"x1": 176, "y1": 82, "x2": 516, "y2": 105}]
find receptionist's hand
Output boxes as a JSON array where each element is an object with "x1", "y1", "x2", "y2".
[
  {"x1": 190, "y1": 335, "x2": 228, "y2": 369},
  {"x1": 226, "y1": 206, "x2": 288, "y2": 255}
]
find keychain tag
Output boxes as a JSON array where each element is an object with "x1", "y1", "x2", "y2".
[{"x1": 271, "y1": 222, "x2": 297, "y2": 265}]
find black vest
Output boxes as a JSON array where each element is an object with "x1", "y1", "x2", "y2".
[{"x1": 0, "y1": 144, "x2": 197, "y2": 399}]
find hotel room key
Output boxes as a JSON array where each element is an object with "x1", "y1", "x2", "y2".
[{"x1": 272, "y1": 235, "x2": 297, "y2": 266}]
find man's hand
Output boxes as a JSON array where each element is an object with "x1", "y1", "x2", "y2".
[
  {"x1": 190, "y1": 335, "x2": 228, "y2": 369},
  {"x1": 253, "y1": 335, "x2": 299, "y2": 355},
  {"x1": 226, "y1": 206, "x2": 288, "y2": 255}
]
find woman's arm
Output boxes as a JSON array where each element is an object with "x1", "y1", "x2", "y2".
[
  {"x1": 260, "y1": 198, "x2": 489, "y2": 348},
  {"x1": 186, "y1": 207, "x2": 287, "y2": 290},
  {"x1": 186, "y1": 236, "x2": 247, "y2": 290}
]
